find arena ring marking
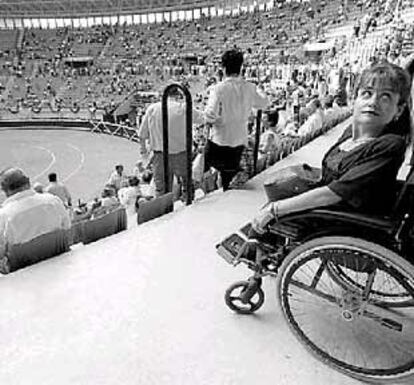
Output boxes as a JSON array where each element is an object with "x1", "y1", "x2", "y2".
[
  {"x1": 63, "y1": 144, "x2": 85, "y2": 183},
  {"x1": 32, "y1": 146, "x2": 56, "y2": 180}
]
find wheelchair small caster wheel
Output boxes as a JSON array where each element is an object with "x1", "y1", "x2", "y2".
[{"x1": 225, "y1": 280, "x2": 265, "y2": 314}]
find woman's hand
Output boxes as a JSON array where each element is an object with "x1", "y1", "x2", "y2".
[{"x1": 251, "y1": 202, "x2": 275, "y2": 234}]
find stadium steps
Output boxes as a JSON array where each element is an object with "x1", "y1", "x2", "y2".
[
  {"x1": 96, "y1": 36, "x2": 113, "y2": 63},
  {"x1": 3, "y1": 76, "x2": 16, "y2": 100},
  {"x1": 401, "y1": 6, "x2": 414, "y2": 23},
  {"x1": 16, "y1": 29, "x2": 25, "y2": 51}
]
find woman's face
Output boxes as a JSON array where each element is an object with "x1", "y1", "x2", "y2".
[{"x1": 353, "y1": 78, "x2": 403, "y2": 135}]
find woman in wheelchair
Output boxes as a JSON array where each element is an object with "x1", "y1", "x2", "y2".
[
  {"x1": 251, "y1": 61, "x2": 411, "y2": 236},
  {"x1": 220, "y1": 62, "x2": 414, "y2": 383}
]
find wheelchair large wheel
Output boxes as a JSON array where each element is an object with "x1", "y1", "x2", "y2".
[{"x1": 276, "y1": 236, "x2": 414, "y2": 383}]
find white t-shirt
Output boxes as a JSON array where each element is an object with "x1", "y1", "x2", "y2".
[{"x1": 205, "y1": 77, "x2": 269, "y2": 147}]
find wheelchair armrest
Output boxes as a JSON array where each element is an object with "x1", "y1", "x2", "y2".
[
  {"x1": 295, "y1": 209, "x2": 394, "y2": 233},
  {"x1": 268, "y1": 208, "x2": 395, "y2": 240}
]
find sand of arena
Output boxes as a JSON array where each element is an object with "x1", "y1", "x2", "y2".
[{"x1": 0, "y1": 129, "x2": 142, "y2": 204}]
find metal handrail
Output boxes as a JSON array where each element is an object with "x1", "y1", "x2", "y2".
[
  {"x1": 253, "y1": 109, "x2": 262, "y2": 175},
  {"x1": 161, "y1": 83, "x2": 193, "y2": 205}
]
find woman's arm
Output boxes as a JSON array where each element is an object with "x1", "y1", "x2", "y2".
[
  {"x1": 277, "y1": 186, "x2": 342, "y2": 217},
  {"x1": 252, "y1": 186, "x2": 342, "y2": 233}
]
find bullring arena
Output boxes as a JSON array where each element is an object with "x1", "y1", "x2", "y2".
[
  {"x1": 0, "y1": 128, "x2": 141, "y2": 203},
  {"x1": 0, "y1": 0, "x2": 414, "y2": 384}
]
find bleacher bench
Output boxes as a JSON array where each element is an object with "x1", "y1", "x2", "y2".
[
  {"x1": 82, "y1": 207, "x2": 127, "y2": 245},
  {"x1": 1, "y1": 228, "x2": 70, "y2": 274},
  {"x1": 137, "y1": 192, "x2": 174, "y2": 225}
]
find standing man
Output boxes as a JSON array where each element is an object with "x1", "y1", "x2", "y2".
[
  {"x1": 138, "y1": 89, "x2": 203, "y2": 197},
  {"x1": 204, "y1": 49, "x2": 269, "y2": 190},
  {"x1": 0, "y1": 168, "x2": 71, "y2": 273},
  {"x1": 107, "y1": 164, "x2": 127, "y2": 193},
  {"x1": 44, "y1": 172, "x2": 72, "y2": 209}
]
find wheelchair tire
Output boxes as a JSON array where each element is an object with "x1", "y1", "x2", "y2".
[
  {"x1": 225, "y1": 281, "x2": 265, "y2": 314},
  {"x1": 276, "y1": 236, "x2": 414, "y2": 383}
]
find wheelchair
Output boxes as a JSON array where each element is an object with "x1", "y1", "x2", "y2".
[{"x1": 216, "y1": 171, "x2": 414, "y2": 383}]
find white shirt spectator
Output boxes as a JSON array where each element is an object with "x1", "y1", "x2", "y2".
[
  {"x1": 328, "y1": 68, "x2": 341, "y2": 95},
  {"x1": 44, "y1": 182, "x2": 72, "y2": 207},
  {"x1": 107, "y1": 170, "x2": 127, "y2": 191},
  {"x1": 276, "y1": 109, "x2": 290, "y2": 133},
  {"x1": 118, "y1": 186, "x2": 142, "y2": 215},
  {"x1": 138, "y1": 100, "x2": 204, "y2": 154},
  {"x1": 325, "y1": 105, "x2": 342, "y2": 126},
  {"x1": 140, "y1": 182, "x2": 155, "y2": 197},
  {"x1": 259, "y1": 130, "x2": 278, "y2": 154},
  {"x1": 297, "y1": 108, "x2": 325, "y2": 137},
  {"x1": 101, "y1": 196, "x2": 119, "y2": 208},
  {"x1": 0, "y1": 189, "x2": 71, "y2": 258},
  {"x1": 205, "y1": 76, "x2": 269, "y2": 147}
]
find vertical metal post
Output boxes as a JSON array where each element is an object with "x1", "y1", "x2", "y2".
[
  {"x1": 253, "y1": 109, "x2": 262, "y2": 175},
  {"x1": 161, "y1": 83, "x2": 193, "y2": 205}
]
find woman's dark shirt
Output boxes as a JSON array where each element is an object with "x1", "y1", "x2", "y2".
[{"x1": 320, "y1": 125, "x2": 406, "y2": 215}]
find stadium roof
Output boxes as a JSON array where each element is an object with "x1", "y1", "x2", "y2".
[{"x1": 0, "y1": 0, "x2": 219, "y2": 18}]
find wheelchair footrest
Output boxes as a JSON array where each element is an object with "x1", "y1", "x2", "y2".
[{"x1": 216, "y1": 233, "x2": 248, "y2": 265}]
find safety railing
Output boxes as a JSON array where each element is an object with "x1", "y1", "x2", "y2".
[{"x1": 161, "y1": 83, "x2": 193, "y2": 205}]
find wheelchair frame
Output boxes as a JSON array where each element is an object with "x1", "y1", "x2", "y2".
[{"x1": 217, "y1": 168, "x2": 414, "y2": 383}]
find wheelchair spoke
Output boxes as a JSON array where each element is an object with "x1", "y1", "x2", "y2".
[
  {"x1": 290, "y1": 279, "x2": 339, "y2": 305},
  {"x1": 290, "y1": 257, "x2": 344, "y2": 299},
  {"x1": 310, "y1": 259, "x2": 327, "y2": 288}
]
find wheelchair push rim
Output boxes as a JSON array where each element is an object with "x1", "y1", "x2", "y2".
[{"x1": 277, "y1": 236, "x2": 414, "y2": 383}]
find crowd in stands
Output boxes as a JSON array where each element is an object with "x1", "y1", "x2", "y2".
[
  {"x1": 0, "y1": 0, "x2": 412, "y2": 122},
  {"x1": 68, "y1": 163, "x2": 154, "y2": 225}
]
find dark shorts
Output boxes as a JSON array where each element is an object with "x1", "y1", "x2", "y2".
[{"x1": 204, "y1": 140, "x2": 245, "y2": 173}]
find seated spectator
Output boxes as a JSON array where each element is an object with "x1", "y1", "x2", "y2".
[
  {"x1": 259, "y1": 130, "x2": 278, "y2": 165},
  {"x1": 107, "y1": 164, "x2": 127, "y2": 192},
  {"x1": 297, "y1": 98, "x2": 325, "y2": 137},
  {"x1": 44, "y1": 172, "x2": 72, "y2": 208},
  {"x1": 132, "y1": 160, "x2": 146, "y2": 179},
  {"x1": 282, "y1": 120, "x2": 299, "y2": 136},
  {"x1": 332, "y1": 96, "x2": 342, "y2": 112},
  {"x1": 139, "y1": 170, "x2": 155, "y2": 198},
  {"x1": 72, "y1": 200, "x2": 92, "y2": 222},
  {"x1": 263, "y1": 109, "x2": 279, "y2": 132},
  {"x1": 0, "y1": 168, "x2": 71, "y2": 273},
  {"x1": 323, "y1": 95, "x2": 339, "y2": 126},
  {"x1": 33, "y1": 182, "x2": 44, "y2": 193},
  {"x1": 89, "y1": 187, "x2": 120, "y2": 219},
  {"x1": 100, "y1": 187, "x2": 120, "y2": 209},
  {"x1": 118, "y1": 176, "x2": 143, "y2": 216},
  {"x1": 275, "y1": 108, "x2": 291, "y2": 135}
]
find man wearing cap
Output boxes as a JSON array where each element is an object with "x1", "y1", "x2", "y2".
[{"x1": 0, "y1": 168, "x2": 71, "y2": 273}]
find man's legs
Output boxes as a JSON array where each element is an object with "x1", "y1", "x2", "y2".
[
  {"x1": 152, "y1": 151, "x2": 173, "y2": 197},
  {"x1": 204, "y1": 140, "x2": 244, "y2": 191},
  {"x1": 170, "y1": 151, "x2": 188, "y2": 199}
]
